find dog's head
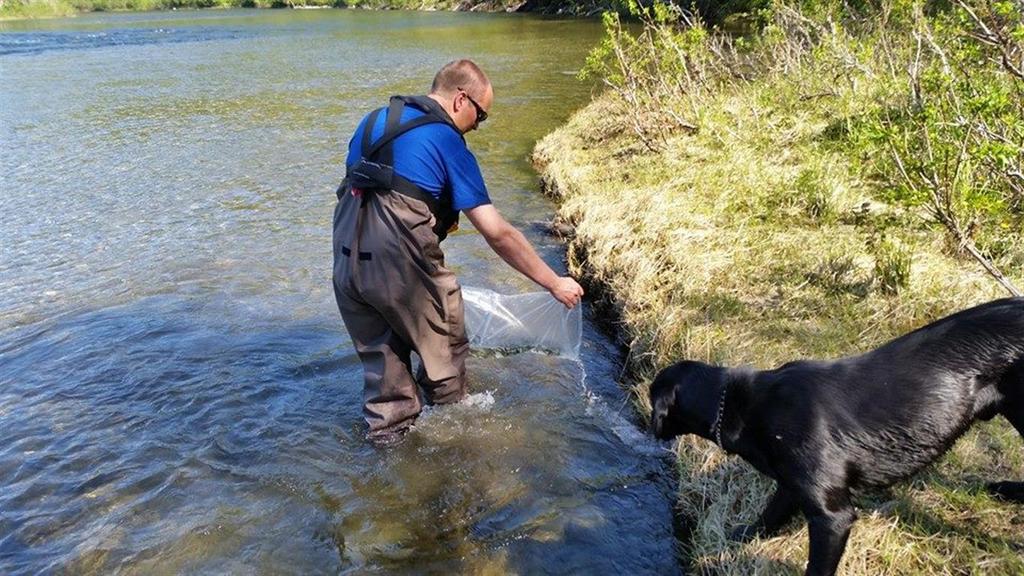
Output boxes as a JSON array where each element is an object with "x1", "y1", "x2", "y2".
[{"x1": 649, "y1": 360, "x2": 726, "y2": 440}]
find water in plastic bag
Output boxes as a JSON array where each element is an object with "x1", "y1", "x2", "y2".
[{"x1": 462, "y1": 286, "x2": 582, "y2": 359}]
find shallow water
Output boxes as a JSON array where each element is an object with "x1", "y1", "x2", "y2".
[{"x1": 0, "y1": 9, "x2": 680, "y2": 573}]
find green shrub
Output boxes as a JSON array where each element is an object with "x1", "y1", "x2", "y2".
[
  {"x1": 580, "y1": 1, "x2": 732, "y2": 151},
  {"x1": 1, "y1": 0, "x2": 77, "y2": 18},
  {"x1": 865, "y1": 0, "x2": 1024, "y2": 295}
]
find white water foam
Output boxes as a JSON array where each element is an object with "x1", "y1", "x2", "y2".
[
  {"x1": 574, "y1": 360, "x2": 663, "y2": 456},
  {"x1": 459, "y1": 390, "x2": 496, "y2": 410}
]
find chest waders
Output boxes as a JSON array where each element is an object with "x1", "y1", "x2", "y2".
[{"x1": 332, "y1": 96, "x2": 469, "y2": 439}]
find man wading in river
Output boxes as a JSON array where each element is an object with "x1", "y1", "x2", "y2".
[{"x1": 332, "y1": 59, "x2": 584, "y2": 442}]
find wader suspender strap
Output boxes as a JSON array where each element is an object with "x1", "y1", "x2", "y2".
[
  {"x1": 357, "y1": 100, "x2": 451, "y2": 213},
  {"x1": 380, "y1": 97, "x2": 403, "y2": 168},
  {"x1": 361, "y1": 108, "x2": 382, "y2": 162},
  {"x1": 342, "y1": 96, "x2": 462, "y2": 240}
]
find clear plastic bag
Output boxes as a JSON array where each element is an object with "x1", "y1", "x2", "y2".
[{"x1": 462, "y1": 286, "x2": 582, "y2": 359}]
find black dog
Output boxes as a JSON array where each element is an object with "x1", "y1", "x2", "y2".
[{"x1": 650, "y1": 297, "x2": 1024, "y2": 576}]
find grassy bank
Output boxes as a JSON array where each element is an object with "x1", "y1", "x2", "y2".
[{"x1": 534, "y1": 2, "x2": 1024, "y2": 573}]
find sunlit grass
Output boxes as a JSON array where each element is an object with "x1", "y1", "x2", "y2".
[{"x1": 533, "y1": 11, "x2": 1024, "y2": 570}]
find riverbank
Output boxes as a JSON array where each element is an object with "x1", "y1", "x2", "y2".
[
  {"x1": 0, "y1": 0, "x2": 614, "y2": 20},
  {"x1": 533, "y1": 4, "x2": 1024, "y2": 573}
]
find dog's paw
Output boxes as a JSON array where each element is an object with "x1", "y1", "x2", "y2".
[
  {"x1": 729, "y1": 524, "x2": 759, "y2": 543},
  {"x1": 987, "y1": 481, "x2": 1024, "y2": 503}
]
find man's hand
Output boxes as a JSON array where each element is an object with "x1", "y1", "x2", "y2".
[
  {"x1": 465, "y1": 204, "x2": 585, "y2": 309},
  {"x1": 549, "y1": 276, "x2": 584, "y2": 309}
]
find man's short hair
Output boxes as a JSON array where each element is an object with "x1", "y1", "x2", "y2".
[{"x1": 431, "y1": 60, "x2": 489, "y2": 95}]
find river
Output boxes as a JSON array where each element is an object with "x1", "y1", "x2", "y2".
[{"x1": 0, "y1": 9, "x2": 680, "y2": 574}]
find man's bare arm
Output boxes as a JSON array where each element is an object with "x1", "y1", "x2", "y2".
[{"x1": 464, "y1": 204, "x2": 583, "y2": 308}]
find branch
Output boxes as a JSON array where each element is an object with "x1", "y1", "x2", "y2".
[
  {"x1": 956, "y1": 0, "x2": 1024, "y2": 81},
  {"x1": 957, "y1": 235, "x2": 1023, "y2": 296}
]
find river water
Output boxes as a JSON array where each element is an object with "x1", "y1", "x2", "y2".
[{"x1": 0, "y1": 9, "x2": 680, "y2": 574}]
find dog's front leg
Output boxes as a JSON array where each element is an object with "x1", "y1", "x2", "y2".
[
  {"x1": 730, "y1": 485, "x2": 799, "y2": 542},
  {"x1": 988, "y1": 406, "x2": 1024, "y2": 502},
  {"x1": 803, "y1": 493, "x2": 856, "y2": 576}
]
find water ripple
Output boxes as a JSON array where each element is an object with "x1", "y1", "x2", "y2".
[{"x1": 0, "y1": 27, "x2": 252, "y2": 56}]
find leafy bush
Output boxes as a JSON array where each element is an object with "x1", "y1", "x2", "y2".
[
  {"x1": 869, "y1": 0, "x2": 1024, "y2": 294},
  {"x1": 580, "y1": 1, "x2": 734, "y2": 151}
]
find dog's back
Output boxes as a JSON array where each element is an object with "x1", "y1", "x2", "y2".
[
  {"x1": 872, "y1": 297, "x2": 1024, "y2": 371},
  {"x1": 759, "y1": 297, "x2": 1024, "y2": 488}
]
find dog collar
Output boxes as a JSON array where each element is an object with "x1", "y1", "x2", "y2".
[{"x1": 710, "y1": 382, "x2": 728, "y2": 448}]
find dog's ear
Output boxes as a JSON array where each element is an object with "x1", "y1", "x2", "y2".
[
  {"x1": 650, "y1": 360, "x2": 723, "y2": 440},
  {"x1": 649, "y1": 368, "x2": 673, "y2": 438},
  {"x1": 649, "y1": 362, "x2": 694, "y2": 439},
  {"x1": 650, "y1": 409, "x2": 663, "y2": 438}
]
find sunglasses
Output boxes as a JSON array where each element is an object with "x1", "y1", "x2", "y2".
[{"x1": 459, "y1": 88, "x2": 488, "y2": 125}]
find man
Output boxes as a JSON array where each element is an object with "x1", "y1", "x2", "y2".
[{"x1": 332, "y1": 59, "x2": 584, "y2": 442}]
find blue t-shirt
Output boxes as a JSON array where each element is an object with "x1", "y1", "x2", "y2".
[{"x1": 345, "y1": 104, "x2": 491, "y2": 212}]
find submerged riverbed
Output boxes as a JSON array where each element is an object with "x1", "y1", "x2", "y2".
[{"x1": 0, "y1": 9, "x2": 680, "y2": 573}]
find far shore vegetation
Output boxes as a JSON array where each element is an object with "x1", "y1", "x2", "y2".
[
  {"x1": 536, "y1": 0, "x2": 1024, "y2": 573},
  {"x1": 0, "y1": 0, "x2": 622, "y2": 21},
  {"x1": 0, "y1": 0, "x2": 487, "y2": 20}
]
